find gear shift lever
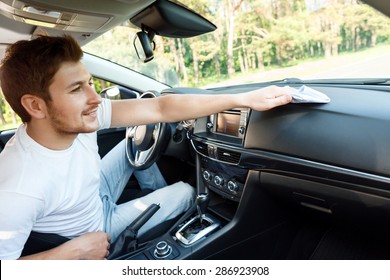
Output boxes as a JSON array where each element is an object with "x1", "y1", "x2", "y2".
[
  {"x1": 196, "y1": 193, "x2": 209, "y2": 223},
  {"x1": 175, "y1": 192, "x2": 219, "y2": 246}
]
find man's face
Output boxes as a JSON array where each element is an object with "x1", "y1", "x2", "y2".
[{"x1": 46, "y1": 61, "x2": 102, "y2": 135}]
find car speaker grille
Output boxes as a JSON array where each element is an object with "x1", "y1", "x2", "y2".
[{"x1": 217, "y1": 148, "x2": 241, "y2": 164}]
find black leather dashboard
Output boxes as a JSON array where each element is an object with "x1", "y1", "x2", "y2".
[{"x1": 245, "y1": 85, "x2": 390, "y2": 177}]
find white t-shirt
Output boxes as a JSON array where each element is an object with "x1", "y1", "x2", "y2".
[{"x1": 0, "y1": 98, "x2": 112, "y2": 259}]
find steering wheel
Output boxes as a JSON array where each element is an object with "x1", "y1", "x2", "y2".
[{"x1": 125, "y1": 90, "x2": 170, "y2": 170}]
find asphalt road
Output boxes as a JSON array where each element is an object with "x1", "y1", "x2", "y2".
[
  {"x1": 305, "y1": 51, "x2": 390, "y2": 79},
  {"x1": 206, "y1": 45, "x2": 390, "y2": 87}
]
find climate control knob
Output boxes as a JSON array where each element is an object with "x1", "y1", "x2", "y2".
[
  {"x1": 214, "y1": 175, "x2": 224, "y2": 186},
  {"x1": 202, "y1": 170, "x2": 211, "y2": 181},
  {"x1": 227, "y1": 180, "x2": 239, "y2": 192}
]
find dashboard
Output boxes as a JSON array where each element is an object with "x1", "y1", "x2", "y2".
[{"x1": 171, "y1": 83, "x2": 390, "y2": 226}]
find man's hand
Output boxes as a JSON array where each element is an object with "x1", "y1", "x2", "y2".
[
  {"x1": 19, "y1": 231, "x2": 111, "y2": 260},
  {"x1": 241, "y1": 85, "x2": 293, "y2": 111},
  {"x1": 65, "y1": 231, "x2": 111, "y2": 260}
]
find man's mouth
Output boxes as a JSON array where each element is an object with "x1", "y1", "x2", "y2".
[{"x1": 83, "y1": 108, "x2": 98, "y2": 118}]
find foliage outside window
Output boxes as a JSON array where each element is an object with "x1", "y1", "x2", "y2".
[
  {"x1": 83, "y1": 0, "x2": 390, "y2": 88},
  {"x1": 0, "y1": 89, "x2": 20, "y2": 131}
]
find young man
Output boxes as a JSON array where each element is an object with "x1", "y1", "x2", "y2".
[{"x1": 0, "y1": 35, "x2": 293, "y2": 260}]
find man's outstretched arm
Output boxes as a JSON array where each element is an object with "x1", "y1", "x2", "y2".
[{"x1": 109, "y1": 85, "x2": 293, "y2": 128}]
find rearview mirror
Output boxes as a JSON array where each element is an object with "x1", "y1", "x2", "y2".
[{"x1": 133, "y1": 31, "x2": 155, "y2": 63}]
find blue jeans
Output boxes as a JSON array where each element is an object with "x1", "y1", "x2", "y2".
[{"x1": 99, "y1": 139, "x2": 195, "y2": 241}]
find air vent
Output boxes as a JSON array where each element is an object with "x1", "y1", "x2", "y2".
[
  {"x1": 217, "y1": 148, "x2": 241, "y2": 164},
  {"x1": 195, "y1": 142, "x2": 208, "y2": 157}
]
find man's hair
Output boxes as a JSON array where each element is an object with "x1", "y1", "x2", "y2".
[{"x1": 0, "y1": 35, "x2": 83, "y2": 122}]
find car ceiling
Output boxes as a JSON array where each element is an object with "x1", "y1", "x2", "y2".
[
  {"x1": 0, "y1": 0, "x2": 389, "y2": 62},
  {"x1": 0, "y1": 0, "x2": 155, "y2": 59}
]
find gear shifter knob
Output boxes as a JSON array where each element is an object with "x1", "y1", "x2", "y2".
[
  {"x1": 175, "y1": 192, "x2": 220, "y2": 246},
  {"x1": 196, "y1": 193, "x2": 209, "y2": 221}
]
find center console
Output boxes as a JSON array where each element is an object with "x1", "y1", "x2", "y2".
[
  {"x1": 199, "y1": 155, "x2": 248, "y2": 202},
  {"x1": 192, "y1": 107, "x2": 250, "y2": 202},
  {"x1": 119, "y1": 107, "x2": 251, "y2": 260}
]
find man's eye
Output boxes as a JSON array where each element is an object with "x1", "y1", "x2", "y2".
[{"x1": 71, "y1": 86, "x2": 81, "y2": 92}]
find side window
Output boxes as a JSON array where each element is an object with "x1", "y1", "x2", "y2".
[
  {"x1": 93, "y1": 77, "x2": 119, "y2": 100},
  {"x1": 0, "y1": 89, "x2": 21, "y2": 131},
  {"x1": 93, "y1": 77, "x2": 139, "y2": 100}
]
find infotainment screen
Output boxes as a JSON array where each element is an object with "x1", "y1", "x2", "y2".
[{"x1": 216, "y1": 111, "x2": 241, "y2": 137}]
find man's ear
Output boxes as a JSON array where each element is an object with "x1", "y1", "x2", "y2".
[{"x1": 20, "y1": 94, "x2": 47, "y2": 120}]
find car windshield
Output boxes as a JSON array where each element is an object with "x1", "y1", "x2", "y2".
[{"x1": 83, "y1": 0, "x2": 390, "y2": 88}]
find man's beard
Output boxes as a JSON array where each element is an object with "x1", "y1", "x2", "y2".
[{"x1": 46, "y1": 103, "x2": 99, "y2": 135}]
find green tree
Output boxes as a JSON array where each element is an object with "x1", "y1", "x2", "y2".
[{"x1": 0, "y1": 92, "x2": 6, "y2": 126}]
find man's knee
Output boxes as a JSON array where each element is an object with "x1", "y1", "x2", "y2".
[{"x1": 170, "y1": 181, "x2": 196, "y2": 201}]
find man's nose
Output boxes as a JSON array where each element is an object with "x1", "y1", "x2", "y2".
[{"x1": 86, "y1": 86, "x2": 102, "y2": 104}]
